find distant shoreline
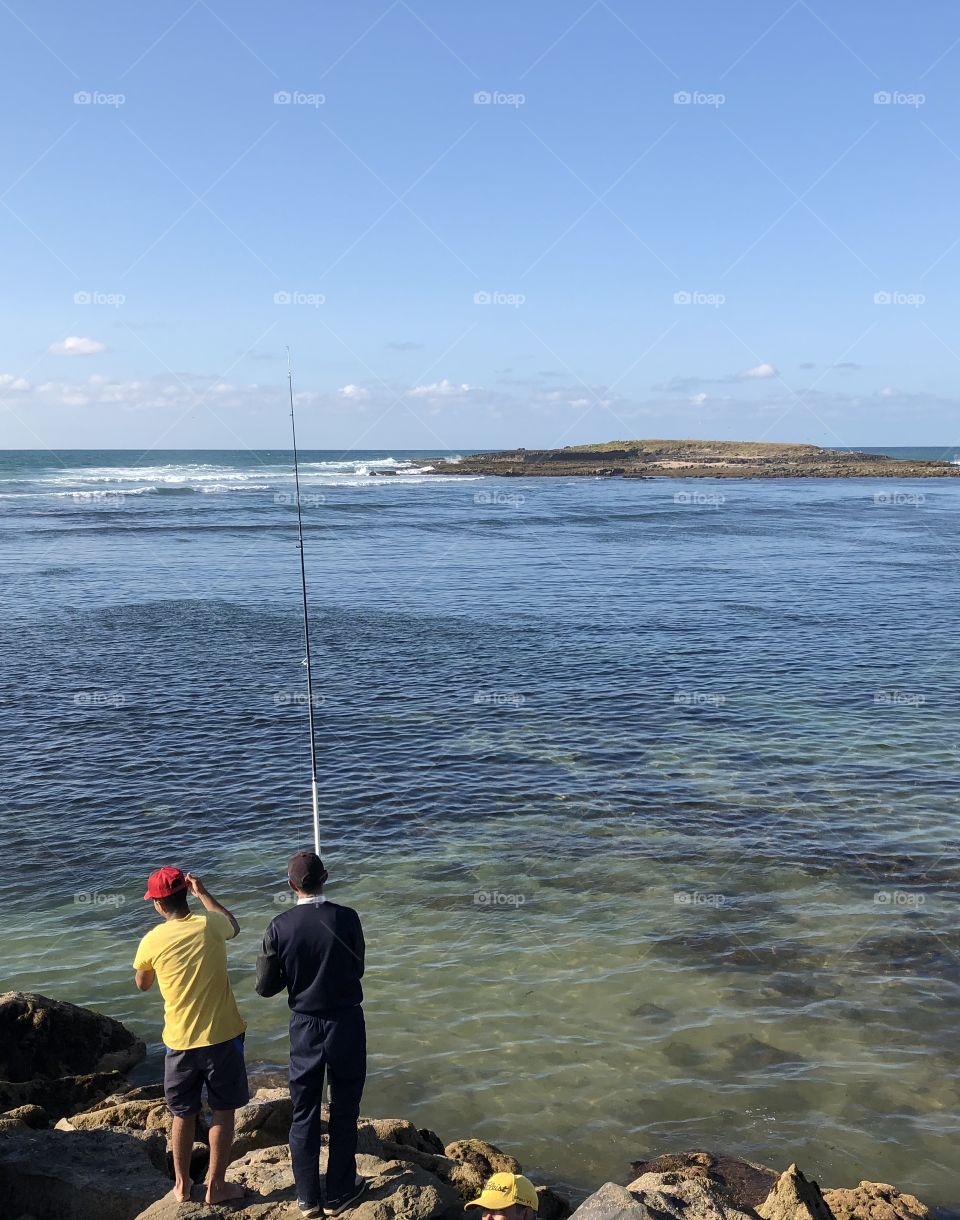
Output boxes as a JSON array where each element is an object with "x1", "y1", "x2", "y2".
[{"x1": 420, "y1": 439, "x2": 960, "y2": 479}]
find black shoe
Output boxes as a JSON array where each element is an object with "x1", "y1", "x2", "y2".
[{"x1": 324, "y1": 1178, "x2": 366, "y2": 1216}]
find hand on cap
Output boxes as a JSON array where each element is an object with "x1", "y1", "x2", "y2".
[{"x1": 184, "y1": 872, "x2": 208, "y2": 898}]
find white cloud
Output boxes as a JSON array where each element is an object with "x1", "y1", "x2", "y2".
[
  {"x1": 406, "y1": 379, "x2": 473, "y2": 400},
  {"x1": 690, "y1": 392, "x2": 708, "y2": 404},
  {"x1": 739, "y1": 362, "x2": 778, "y2": 380},
  {"x1": 339, "y1": 384, "x2": 370, "y2": 400},
  {"x1": 49, "y1": 336, "x2": 107, "y2": 356},
  {"x1": 880, "y1": 386, "x2": 896, "y2": 397},
  {"x1": 0, "y1": 374, "x2": 31, "y2": 392}
]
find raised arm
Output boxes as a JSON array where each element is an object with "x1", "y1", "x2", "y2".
[{"x1": 185, "y1": 872, "x2": 240, "y2": 937}]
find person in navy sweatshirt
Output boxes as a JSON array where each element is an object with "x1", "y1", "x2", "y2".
[{"x1": 256, "y1": 851, "x2": 366, "y2": 1219}]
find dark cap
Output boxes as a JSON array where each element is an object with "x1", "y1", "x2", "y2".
[{"x1": 288, "y1": 851, "x2": 327, "y2": 892}]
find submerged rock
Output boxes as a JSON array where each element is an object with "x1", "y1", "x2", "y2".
[
  {"x1": 0, "y1": 992, "x2": 145, "y2": 1082},
  {"x1": 628, "y1": 1151, "x2": 778, "y2": 1211}
]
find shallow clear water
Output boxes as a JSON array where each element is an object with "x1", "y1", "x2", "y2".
[{"x1": 0, "y1": 450, "x2": 957, "y2": 1206}]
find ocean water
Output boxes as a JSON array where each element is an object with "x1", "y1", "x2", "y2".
[{"x1": 1, "y1": 449, "x2": 958, "y2": 1207}]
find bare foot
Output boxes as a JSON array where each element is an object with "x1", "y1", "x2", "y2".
[
  {"x1": 173, "y1": 1177, "x2": 193, "y2": 1203},
  {"x1": 206, "y1": 1180, "x2": 246, "y2": 1205}
]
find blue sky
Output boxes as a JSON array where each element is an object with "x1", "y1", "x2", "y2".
[{"x1": 2, "y1": 1, "x2": 960, "y2": 450}]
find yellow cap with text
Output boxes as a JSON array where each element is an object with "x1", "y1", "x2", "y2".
[{"x1": 466, "y1": 1173, "x2": 539, "y2": 1212}]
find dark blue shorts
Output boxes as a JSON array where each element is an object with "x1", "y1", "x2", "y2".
[{"x1": 163, "y1": 1034, "x2": 249, "y2": 1116}]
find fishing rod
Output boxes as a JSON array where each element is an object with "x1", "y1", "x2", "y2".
[{"x1": 287, "y1": 348, "x2": 321, "y2": 855}]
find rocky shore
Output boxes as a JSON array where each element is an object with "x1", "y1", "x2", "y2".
[
  {"x1": 424, "y1": 440, "x2": 960, "y2": 479},
  {"x1": 0, "y1": 994, "x2": 943, "y2": 1220}
]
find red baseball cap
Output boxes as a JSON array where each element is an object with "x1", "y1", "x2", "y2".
[{"x1": 143, "y1": 866, "x2": 188, "y2": 900}]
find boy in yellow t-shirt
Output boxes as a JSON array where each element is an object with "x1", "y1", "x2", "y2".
[{"x1": 134, "y1": 867, "x2": 248, "y2": 1206}]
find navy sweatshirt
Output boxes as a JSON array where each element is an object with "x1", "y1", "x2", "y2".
[{"x1": 255, "y1": 898, "x2": 364, "y2": 1014}]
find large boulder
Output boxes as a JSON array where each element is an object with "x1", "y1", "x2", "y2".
[
  {"x1": 822, "y1": 1182, "x2": 931, "y2": 1220},
  {"x1": 444, "y1": 1138, "x2": 522, "y2": 1178},
  {"x1": 0, "y1": 1127, "x2": 171, "y2": 1219},
  {"x1": 231, "y1": 1091, "x2": 294, "y2": 1158},
  {"x1": 567, "y1": 1182, "x2": 660, "y2": 1220},
  {"x1": 628, "y1": 1151, "x2": 778, "y2": 1211},
  {"x1": 757, "y1": 1165, "x2": 835, "y2": 1220},
  {"x1": 0, "y1": 993, "x2": 145, "y2": 1081},
  {"x1": 626, "y1": 1171, "x2": 756, "y2": 1220}
]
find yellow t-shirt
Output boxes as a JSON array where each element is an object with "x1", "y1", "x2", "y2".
[{"x1": 133, "y1": 912, "x2": 246, "y2": 1051}]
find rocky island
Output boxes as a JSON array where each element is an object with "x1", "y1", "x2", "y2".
[
  {"x1": 424, "y1": 440, "x2": 960, "y2": 479},
  {"x1": 0, "y1": 994, "x2": 945, "y2": 1220}
]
